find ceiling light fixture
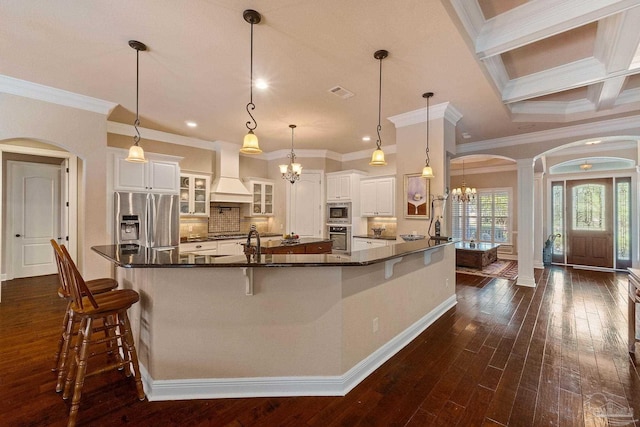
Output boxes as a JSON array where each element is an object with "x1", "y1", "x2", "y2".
[
  {"x1": 255, "y1": 79, "x2": 269, "y2": 90},
  {"x1": 451, "y1": 160, "x2": 476, "y2": 203},
  {"x1": 362, "y1": 136, "x2": 371, "y2": 142},
  {"x1": 421, "y1": 91, "x2": 434, "y2": 178},
  {"x1": 369, "y1": 49, "x2": 388, "y2": 166},
  {"x1": 240, "y1": 9, "x2": 262, "y2": 154},
  {"x1": 186, "y1": 121, "x2": 197, "y2": 128},
  {"x1": 580, "y1": 161, "x2": 592, "y2": 170},
  {"x1": 125, "y1": 40, "x2": 148, "y2": 163},
  {"x1": 279, "y1": 124, "x2": 302, "y2": 184}
]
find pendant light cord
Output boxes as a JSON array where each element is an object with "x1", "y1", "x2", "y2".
[
  {"x1": 289, "y1": 125, "x2": 296, "y2": 163},
  {"x1": 133, "y1": 47, "x2": 141, "y2": 145},
  {"x1": 425, "y1": 95, "x2": 430, "y2": 165},
  {"x1": 246, "y1": 20, "x2": 257, "y2": 132}
]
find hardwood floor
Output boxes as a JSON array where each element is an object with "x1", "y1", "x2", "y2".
[{"x1": 1, "y1": 267, "x2": 639, "y2": 426}]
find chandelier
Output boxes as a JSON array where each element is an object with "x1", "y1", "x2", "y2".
[
  {"x1": 451, "y1": 160, "x2": 476, "y2": 203},
  {"x1": 279, "y1": 124, "x2": 302, "y2": 184}
]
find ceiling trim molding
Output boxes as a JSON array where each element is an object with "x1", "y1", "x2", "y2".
[
  {"x1": 509, "y1": 87, "x2": 640, "y2": 120},
  {"x1": 0, "y1": 74, "x2": 117, "y2": 115},
  {"x1": 457, "y1": 115, "x2": 640, "y2": 153},
  {"x1": 544, "y1": 139, "x2": 637, "y2": 157},
  {"x1": 595, "y1": 6, "x2": 640, "y2": 72},
  {"x1": 388, "y1": 102, "x2": 463, "y2": 128},
  {"x1": 474, "y1": 0, "x2": 640, "y2": 59},
  {"x1": 107, "y1": 121, "x2": 216, "y2": 151},
  {"x1": 261, "y1": 149, "x2": 342, "y2": 162},
  {"x1": 450, "y1": 164, "x2": 517, "y2": 176},
  {"x1": 342, "y1": 145, "x2": 397, "y2": 162}
]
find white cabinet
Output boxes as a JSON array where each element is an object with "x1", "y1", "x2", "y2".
[
  {"x1": 243, "y1": 178, "x2": 274, "y2": 216},
  {"x1": 360, "y1": 176, "x2": 395, "y2": 217},
  {"x1": 180, "y1": 174, "x2": 210, "y2": 216},
  {"x1": 327, "y1": 174, "x2": 352, "y2": 201},
  {"x1": 217, "y1": 239, "x2": 245, "y2": 255},
  {"x1": 112, "y1": 149, "x2": 180, "y2": 194},
  {"x1": 326, "y1": 170, "x2": 367, "y2": 202},
  {"x1": 352, "y1": 237, "x2": 389, "y2": 252},
  {"x1": 179, "y1": 240, "x2": 218, "y2": 263}
]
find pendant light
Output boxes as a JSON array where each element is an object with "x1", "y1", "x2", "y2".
[
  {"x1": 369, "y1": 49, "x2": 388, "y2": 166},
  {"x1": 240, "y1": 9, "x2": 262, "y2": 154},
  {"x1": 279, "y1": 124, "x2": 302, "y2": 184},
  {"x1": 421, "y1": 92, "x2": 435, "y2": 178},
  {"x1": 125, "y1": 40, "x2": 148, "y2": 163}
]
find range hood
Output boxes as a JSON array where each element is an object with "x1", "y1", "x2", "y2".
[{"x1": 210, "y1": 141, "x2": 252, "y2": 203}]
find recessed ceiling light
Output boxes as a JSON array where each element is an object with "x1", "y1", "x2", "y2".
[
  {"x1": 186, "y1": 121, "x2": 197, "y2": 128},
  {"x1": 362, "y1": 136, "x2": 371, "y2": 142},
  {"x1": 585, "y1": 140, "x2": 601, "y2": 145},
  {"x1": 461, "y1": 132, "x2": 471, "y2": 139},
  {"x1": 255, "y1": 79, "x2": 268, "y2": 89}
]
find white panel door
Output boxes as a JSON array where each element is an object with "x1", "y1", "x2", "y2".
[
  {"x1": 290, "y1": 171, "x2": 322, "y2": 237},
  {"x1": 10, "y1": 161, "x2": 61, "y2": 278}
]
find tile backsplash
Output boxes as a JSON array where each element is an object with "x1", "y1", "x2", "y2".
[{"x1": 179, "y1": 203, "x2": 271, "y2": 238}]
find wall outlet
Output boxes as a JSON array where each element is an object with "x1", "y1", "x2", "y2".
[
  {"x1": 372, "y1": 317, "x2": 379, "y2": 333},
  {"x1": 446, "y1": 278, "x2": 449, "y2": 288},
  {"x1": 188, "y1": 225, "x2": 193, "y2": 232}
]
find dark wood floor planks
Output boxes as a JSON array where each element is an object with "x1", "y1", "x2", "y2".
[{"x1": 1, "y1": 267, "x2": 639, "y2": 426}]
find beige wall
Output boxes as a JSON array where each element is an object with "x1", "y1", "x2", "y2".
[{"x1": 0, "y1": 93, "x2": 109, "y2": 280}]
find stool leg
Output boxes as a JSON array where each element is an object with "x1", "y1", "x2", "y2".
[
  {"x1": 120, "y1": 311, "x2": 145, "y2": 400},
  {"x1": 67, "y1": 317, "x2": 93, "y2": 426},
  {"x1": 53, "y1": 300, "x2": 72, "y2": 372},
  {"x1": 56, "y1": 308, "x2": 76, "y2": 393}
]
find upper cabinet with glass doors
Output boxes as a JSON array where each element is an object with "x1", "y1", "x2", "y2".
[
  {"x1": 243, "y1": 178, "x2": 274, "y2": 216},
  {"x1": 180, "y1": 174, "x2": 210, "y2": 217}
]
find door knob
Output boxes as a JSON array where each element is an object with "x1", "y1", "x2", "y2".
[{"x1": 15, "y1": 234, "x2": 21, "y2": 237}]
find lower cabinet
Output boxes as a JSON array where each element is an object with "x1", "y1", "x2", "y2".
[
  {"x1": 352, "y1": 237, "x2": 389, "y2": 252},
  {"x1": 262, "y1": 241, "x2": 332, "y2": 255},
  {"x1": 217, "y1": 239, "x2": 245, "y2": 255}
]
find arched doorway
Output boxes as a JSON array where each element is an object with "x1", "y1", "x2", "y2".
[{"x1": 1, "y1": 140, "x2": 78, "y2": 281}]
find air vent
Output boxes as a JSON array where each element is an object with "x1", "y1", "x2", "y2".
[{"x1": 328, "y1": 85, "x2": 354, "y2": 99}]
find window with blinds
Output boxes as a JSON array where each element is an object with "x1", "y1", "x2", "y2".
[{"x1": 451, "y1": 188, "x2": 512, "y2": 244}]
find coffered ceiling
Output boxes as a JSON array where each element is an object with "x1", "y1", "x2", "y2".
[{"x1": 1, "y1": 0, "x2": 639, "y2": 155}]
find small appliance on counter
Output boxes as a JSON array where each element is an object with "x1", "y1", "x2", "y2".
[{"x1": 115, "y1": 192, "x2": 180, "y2": 248}]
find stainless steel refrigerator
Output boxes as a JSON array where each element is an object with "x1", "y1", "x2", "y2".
[{"x1": 115, "y1": 192, "x2": 179, "y2": 248}]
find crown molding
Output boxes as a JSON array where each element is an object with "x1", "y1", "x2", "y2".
[
  {"x1": 0, "y1": 74, "x2": 117, "y2": 115},
  {"x1": 262, "y1": 149, "x2": 342, "y2": 162},
  {"x1": 107, "y1": 121, "x2": 216, "y2": 151},
  {"x1": 450, "y1": 164, "x2": 517, "y2": 176},
  {"x1": 457, "y1": 115, "x2": 640, "y2": 153},
  {"x1": 388, "y1": 102, "x2": 463, "y2": 128}
]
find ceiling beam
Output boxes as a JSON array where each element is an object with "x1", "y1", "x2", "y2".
[
  {"x1": 475, "y1": 0, "x2": 640, "y2": 59},
  {"x1": 594, "y1": 6, "x2": 640, "y2": 72}
]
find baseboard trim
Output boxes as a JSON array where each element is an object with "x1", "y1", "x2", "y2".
[{"x1": 140, "y1": 294, "x2": 458, "y2": 401}]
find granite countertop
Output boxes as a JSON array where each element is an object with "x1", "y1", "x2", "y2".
[
  {"x1": 353, "y1": 235, "x2": 398, "y2": 241},
  {"x1": 180, "y1": 232, "x2": 282, "y2": 243},
  {"x1": 92, "y1": 239, "x2": 453, "y2": 268}
]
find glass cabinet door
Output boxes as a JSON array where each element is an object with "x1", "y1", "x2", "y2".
[
  {"x1": 193, "y1": 177, "x2": 207, "y2": 214},
  {"x1": 263, "y1": 183, "x2": 273, "y2": 215},
  {"x1": 180, "y1": 176, "x2": 190, "y2": 215}
]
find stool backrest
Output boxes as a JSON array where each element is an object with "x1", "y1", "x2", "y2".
[
  {"x1": 60, "y1": 244, "x2": 99, "y2": 310},
  {"x1": 51, "y1": 239, "x2": 72, "y2": 297}
]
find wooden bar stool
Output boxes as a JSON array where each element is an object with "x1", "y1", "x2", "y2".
[
  {"x1": 59, "y1": 245, "x2": 145, "y2": 427},
  {"x1": 50, "y1": 240, "x2": 118, "y2": 391}
]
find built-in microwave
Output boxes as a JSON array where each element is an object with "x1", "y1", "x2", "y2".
[{"x1": 327, "y1": 202, "x2": 351, "y2": 223}]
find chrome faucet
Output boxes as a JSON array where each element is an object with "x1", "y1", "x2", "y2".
[{"x1": 244, "y1": 225, "x2": 261, "y2": 262}]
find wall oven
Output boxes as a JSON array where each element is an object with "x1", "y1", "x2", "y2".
[
  {"x1": 328, "y1": 225, "x2": 350, "y2": 253},
  {"x1": 327, "y1": 202, "x2": 351, "y2": 224}
]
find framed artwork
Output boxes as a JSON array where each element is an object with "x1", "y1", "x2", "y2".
[{"x1": 404, "y1": 174, "x2": 430, "y2": 218}]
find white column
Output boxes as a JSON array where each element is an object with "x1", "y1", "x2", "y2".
[
  {"x1": 533, "y1": 172, "x2": 544, "y2": 269},
  {"x1": 517, "y1": 158, "x2": 536, "y2": 287}
]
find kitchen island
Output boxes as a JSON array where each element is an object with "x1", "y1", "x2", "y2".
[{"x1": 92, "y1": 239, "x2": 456, "y2": 401}]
